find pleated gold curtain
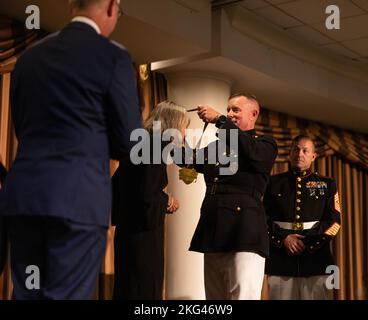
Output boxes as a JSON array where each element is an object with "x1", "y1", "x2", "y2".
[
  {"x1": 314, "y1": 156, "x2": 368, "y2": 300},
  {"x1": 0, "y1": 73, "x2": 14, "y2": 300}
]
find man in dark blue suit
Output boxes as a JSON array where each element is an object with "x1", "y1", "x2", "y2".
[{"x1": 0, "y1": 0, "x2": 141, "y2": 299}]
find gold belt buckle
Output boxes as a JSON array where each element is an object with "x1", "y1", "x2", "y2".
[{"x1": 292, "y1": 222, "x2": 303, "y2": 230}]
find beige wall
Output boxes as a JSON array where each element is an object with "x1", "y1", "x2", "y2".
[{"x1": 165, "y1": 72, "x2": 230, "y2": 299}]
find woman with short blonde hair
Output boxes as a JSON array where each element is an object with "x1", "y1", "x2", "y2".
[{"x1": 144, "y1": 101, "x2": 190, "y2": 134}]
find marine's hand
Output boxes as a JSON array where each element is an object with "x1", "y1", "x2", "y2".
[
  {"x1": 283, "y1": 234, "x2": 305, "y2": 255},
  {"x1": 197, "y1": 105, "x2": 220, "y2": 123}
]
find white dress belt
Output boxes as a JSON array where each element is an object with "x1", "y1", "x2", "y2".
[{"x1": 274, "y1": 221, "x2": 319, "y2": 230}]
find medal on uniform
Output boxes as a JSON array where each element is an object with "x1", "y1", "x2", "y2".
[
  {"x1": 179, "y1": 122, "x2": 208, "y2": 185},
  {"x1": 179, "y1": 167, "x2": 198, "y2": 185},
  {"x1": 317, "y1": 182, "x2": 327, "y2": 195}
]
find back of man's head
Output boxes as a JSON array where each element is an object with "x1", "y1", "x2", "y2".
[{"x1": 69, "y1": 0, "x2": 121, "y2": 37}]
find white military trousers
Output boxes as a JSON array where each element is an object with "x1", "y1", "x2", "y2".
[{"x1": 204, "y1": 251, "x2": 265, "y2": 300}]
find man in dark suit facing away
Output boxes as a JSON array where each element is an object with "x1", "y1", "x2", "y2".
[{"x1": 0, "y1": 0, "x2": 141, "y2": 299}]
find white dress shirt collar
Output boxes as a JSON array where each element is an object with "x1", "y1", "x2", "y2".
[{"x1": 71, "y1": 16, "x2": 101, "y2": 34}]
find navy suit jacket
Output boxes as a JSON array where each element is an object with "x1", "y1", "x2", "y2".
[{"x1": 0, "y1": 22, "x2": 142, "y2": 227}]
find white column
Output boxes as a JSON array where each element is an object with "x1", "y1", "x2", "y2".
[{"x1": 165, "y1": 72, "x2": 231, "y2": 299}]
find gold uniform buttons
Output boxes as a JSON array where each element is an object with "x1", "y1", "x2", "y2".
[
  {"x1": 278, "y1": 194, "x2": 282, "y2": 197},
  {"x1": 296, "y1": 207, "x2": 301, "y2": 211},
  {"x1": 213, "y1": 177, "x2": 219, "y2": 183},
  {"x1": 296, "y1": 199, "x2": 301, "y2": 203},
  {"x1": 297, "y1": 184, "x2": 302, "y2": 188},
  {"x1": 296, "y1": 215, "x2": 301, "y2": 220},
  {"x1": 236, "y1": 206, "x2": 241, "y2": 212},
  {"x1": 297, "y1": 191, "x2": 302, "y2": 195},
  {"x1": 297, "y1": 177, "x2": 302, "y2": 182}
]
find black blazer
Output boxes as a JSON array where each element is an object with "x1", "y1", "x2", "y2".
[
  {"x1": 111, "y1": 140, "x2": 169, "y2": 232},
  {"x1": 0, "y1": 22, "x2": 142, "y2": 227}
]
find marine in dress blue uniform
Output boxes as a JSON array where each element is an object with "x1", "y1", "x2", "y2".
[
  {"x1": 189, "y1": 94, "x2": 277, "y2": 300},
  {"x1": 264, "y1": 135, "x2": 341, "y2": 299}
]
